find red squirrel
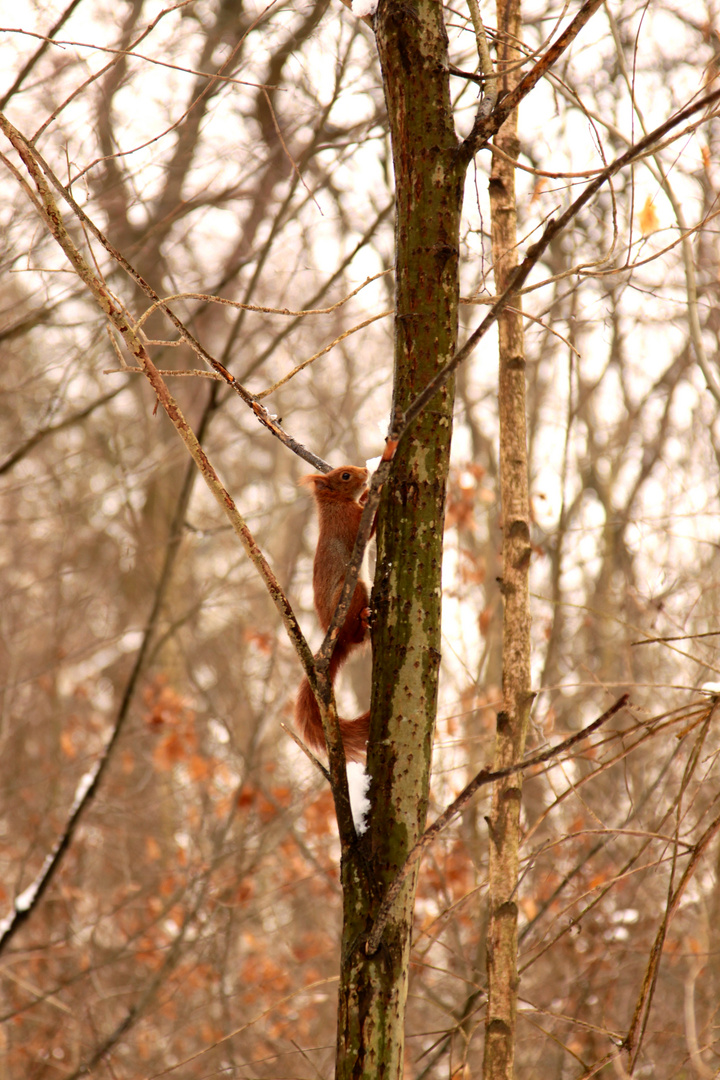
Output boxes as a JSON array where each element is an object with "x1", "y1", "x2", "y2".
[{"x1": 294, "y1": 464, "x2": 372, "y2": 762}]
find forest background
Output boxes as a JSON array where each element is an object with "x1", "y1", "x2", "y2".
[{"x1": 2, "y1": 0, "x2": 720, "y2": 1077}]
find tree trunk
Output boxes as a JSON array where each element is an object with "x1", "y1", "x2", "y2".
[
  {"x1": 484, "y1": 0, "x2": 533, "y2": 1077},
  {"x1": 335, "y1": 1, "x2": 463, "y2": 1075}
]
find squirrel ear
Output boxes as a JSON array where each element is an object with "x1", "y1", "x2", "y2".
[{"x1": 299, "y1": 472, "x2": 323, "y2": 488}]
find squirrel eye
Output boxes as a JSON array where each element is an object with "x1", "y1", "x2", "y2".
[{"x1": 341, "y1": 471, "x2": 351, "y2": 480}]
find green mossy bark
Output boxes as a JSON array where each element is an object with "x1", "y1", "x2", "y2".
[{"x1": 335, "y1": 1, "x2": 464, "y2": 1076}]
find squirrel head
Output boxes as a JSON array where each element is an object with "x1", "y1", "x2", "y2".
[{"x1": 299, "y1": 464, "x2": 369, "y2": 501}]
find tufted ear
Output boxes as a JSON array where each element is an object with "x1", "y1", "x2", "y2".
[{"x1": 298, "y1": 472, "x2": 324, "y2": 489}]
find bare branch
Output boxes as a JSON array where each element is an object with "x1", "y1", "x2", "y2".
[
  {"x1": 0, "y1": 386, "x2": 124, "y2": 476},
  {"x1": 1, "y1": 116, "x2": 333, "y2": 472},
  {"x1": 392, "y1": 84, "x2": 720, "y2": 450},
  {"x1": 460, "y1": 0, "x2": 606, "y2": 163},
  {"x1": 365, "y1": 695, "x2": 629, "y2": 954},
  {"x1": 0, "y1": 0, "x2": 85, "y2": 110},
  {"x1": 0, "y1": 108, "x2": 364, "y2": 850}
]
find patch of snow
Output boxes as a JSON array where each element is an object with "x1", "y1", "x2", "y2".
[
  {"x1": 347, "y1": 761, "x2": 371, "y2": 833},
  {"x1": 70, "y1": 763, "x2": 101, "y2": 814},
  {"x1": 352, "y1": 0, "x2": 378, "y2": 17}
]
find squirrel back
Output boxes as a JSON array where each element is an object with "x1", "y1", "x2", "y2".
[{"x1": 294, "y1": 465, "x2": 372, "y2": 761}]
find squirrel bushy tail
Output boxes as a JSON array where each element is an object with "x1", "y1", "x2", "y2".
[
  {"x1": 294, "y1": 645, "x2": 370, "y2": 763},
  {"x1": 295, "y1": 580, "x2": 371, "y2": 762}
]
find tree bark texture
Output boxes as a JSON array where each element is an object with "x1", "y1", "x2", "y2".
[
  {"x1": 335, "y1": 1, "x2": 463, "y2": 1075},
  {"x1": 483, "y1": 0, "x2": 533, "y2": 1078}
]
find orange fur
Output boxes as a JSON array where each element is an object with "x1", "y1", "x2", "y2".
[{"x1": 295, "y1": 465, "x2": 372, "y2": 762}]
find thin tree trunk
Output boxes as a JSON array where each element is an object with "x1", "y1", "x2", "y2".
[{"x1": 483, "y1": 0, "x2": 533, "y2": 1076}]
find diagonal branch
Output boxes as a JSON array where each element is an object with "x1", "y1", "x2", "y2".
[
  {"x1": 0, "y1": 113, "x2": 331, "y2": 473},
  {"x1": 0, "y1": 0, "x2": 85, "y2": 110},
  {"x1": 394, "y1": 84, "x2": 720, "y2": 449},
  {"x1": 0, "y1": 109, "x2": 359, "y2": 849},
  {"x1": 460, "y1": 0, "x2": 606, "y2": 163},
  {"x1": 365, "y1": 694, "x2": 629, "y2": 954}
]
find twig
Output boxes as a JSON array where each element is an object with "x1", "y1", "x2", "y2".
[
  {"x1": 0, "y1": 386, "x2": 123, "y2": 476},
  {"x1": 256, "y1": 309, "x2": 392, "y2": 399},
  {"x1": 33, "y1": 1, "x2": 274, "y2": 145},
  {"x1": 280, "y1": 723, "x2": 331, "y2": 783},
  {"x1": 0, "y1": 0, "x2": 85, "y2": 110},
  {"x1": 134, "y1": 273, "x2": 391, "y2": 327},
  {"x1": 261, "y1": 85, "x2": 321, "y2": 213},
  {"x1": 631, "y1": 631, "x2": 720, "y2": 647}
]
